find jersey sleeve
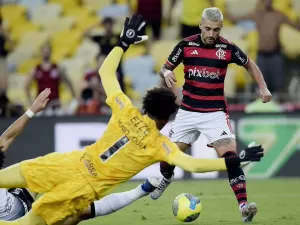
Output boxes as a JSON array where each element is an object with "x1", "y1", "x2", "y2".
[
  {"x1": 155, "y1": 137, "x2": 228, "y2": 173},
  {"x1": 155, "y1": 138, "x2": 182, "y2": 164},
  {"x1": 230, "y1": 44, "x2": 249, "y2": 66},
  {"x1": 106, "y1": 92, "x2": 133, "y2": 115},
  {"x1": 165, "y1": 40, "x2": 185, "y2": 69}
]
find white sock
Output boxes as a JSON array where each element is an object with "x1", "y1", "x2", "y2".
[{"x1": 93, "y1": 184, "x2": 148, "y2": 217}]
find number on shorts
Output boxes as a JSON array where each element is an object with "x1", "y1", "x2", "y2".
[{"x1": 100, "y1": 136, "x2": 129, "y2": 161}]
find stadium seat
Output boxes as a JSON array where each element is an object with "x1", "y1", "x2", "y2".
[
  {"x1": 43, "y1": 16, "x2": 75, "y2": 35},
  {"x1": 65, "y1": 7, "x2": 99, "y2": 31},
  {"x1": 221, "y1": 26, "x2": 246, "y2": 44},
  {"x1": 73, "y1": 39, "x2": 100, "y2": 66},
  {"x1": 123, "y1": 44, "x2": 146, "y2": 61},
  {"x1": 51, "y1": 30, "x2": 82, "y2": 58},
  {"x1": 273, "y1": 0, "x2": 292, "y2": 12},
  {"x1": 280, "y1": 24, "x2": 300, "y2": 59},
  {"x1": 99, "y1": 4, "x2": 129, "y2": 18},
  {"x1": 20, "y1": 31, "x2": 49, "y2": 50},
  {"x1": 60, "y1": 58, "x2": 86, "y2": 95},
  {"x1": 48, "y1": 0, "x2": 80, "y2": 13},
  {"x1": 123, "y1": 55, "x2": 160, "y2": 95},
  {"x1": 76, "y1": 15, "x2": 100, "y2": 32},
  {"x1": 226, "y1": 0, "x2": 257, "y2": 18},
  {"x1": 7, "y1": 73, "x2": 30, "y2": 105},
  {"x1": 292, "y1": 0, "x2": 300, "y2": 13},
  {"x1": 10, "y1": 22, "x2": 41, "y2": 43},
  {"x1": 19, "y1": 0, "x2": 46, "y2": 10},
  {"x1": 2, "y1": 4, "x2": 26, "y2": 24},
  {"x1": 82, "y1": 0, "x2": 112, "y2": 11},
  {"x1": 17, "y1": 58, "x2": 40, "y2": 74},
  {"x1": 6, "y1": 45, "x2": 37, "y2": 71},
  {"x1": 30, "y1": 3, "x2": 62, "y2": 26}
]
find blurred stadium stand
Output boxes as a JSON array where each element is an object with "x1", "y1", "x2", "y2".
[{"x1": 1, "y1": 0, "x2": 300, "y2": 115}]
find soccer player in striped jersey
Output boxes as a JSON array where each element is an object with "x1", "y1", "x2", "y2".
[{"x1": 153, "y1": 7, "x2": 272, "y2": 223}]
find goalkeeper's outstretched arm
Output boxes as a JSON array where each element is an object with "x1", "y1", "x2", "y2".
[{"x1": 98, "y1": 47, "x2": 124, "y2": 98}]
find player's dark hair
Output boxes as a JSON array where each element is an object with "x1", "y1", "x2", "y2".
[
  {"x1": 142, "y1": 87, "x2": 178, "y2": 120},
  {"x1": 0, "y1": 147, "x2": 5, "y2": 169}
]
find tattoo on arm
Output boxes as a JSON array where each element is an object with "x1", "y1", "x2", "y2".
[{"x1": 212, "y1": 138, "x2": 234, "y2": 149}]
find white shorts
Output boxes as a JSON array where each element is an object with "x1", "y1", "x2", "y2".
[{"x1": 169, "y1": 109, "x2": 235, "y2": 147}]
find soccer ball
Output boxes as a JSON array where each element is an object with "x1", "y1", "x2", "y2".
[{"x1": 172, "y1": 193, "x2": 202, "y2": 222}]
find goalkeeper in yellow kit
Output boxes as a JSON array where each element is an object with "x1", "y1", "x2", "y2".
[{"x1": 0, "y1": 15, "x2": 264, "y2": 225}]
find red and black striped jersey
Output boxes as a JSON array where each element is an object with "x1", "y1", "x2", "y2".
[{"x1": 166, "y1": 33, "x2": 249, "y2": 113}]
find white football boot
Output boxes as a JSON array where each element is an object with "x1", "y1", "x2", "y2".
[
  {"x1": 149, "y1": 173, "x2": 174, "y2": 200},
  {"x1": 240, "y1": 202, "x2": 258, "y2": 223}
]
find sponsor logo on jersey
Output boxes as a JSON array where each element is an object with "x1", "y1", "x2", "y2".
[
  {"x1": 188, "y1": 68, "x2": 220, "y2": 79},
  {"x1": 215, "y1": 44, "x2": 227, "y2": 48},
  {"x1": 162, "y1": 142, "x2": 172, "y2": 155},
  {"x1": 235, "y1": 51, "x2": 246, "y2": 64},
  {"x1": 229, "y1": 175, "x2": 245, "y2": 185},
  {"x1": 172, "y1": 48, "x2": 182, "y2": 62},
  {"x1": 188, "y1": 42, "x2": 200, "y2": 46},
  {"x1": 115, "y1": 97, "x2": 125, "y2": 109}
]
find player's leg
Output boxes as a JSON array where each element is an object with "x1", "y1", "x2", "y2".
[
  {"x1": 0, "y1": 163, "x2": 28, "y2": 188},
  {"x1": 61, "y1": 178, "x2": 159, "y2": 225},
  {"x1": 0, "y1": 210, "x2": 46, "y2": 225},
  {"x1": 151, "y1": 109, "x2": 200, "y2": 200},
  {"x1": 202, "y1": 111, "x2": 257, "y2": 223}
]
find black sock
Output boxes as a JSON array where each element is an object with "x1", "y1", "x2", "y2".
[
  {"x1": 223, "y1": 151, "x2": 248, "y2": 206},
  {"x1": 160, "y1": 162, "x2": 175, "y2": 179}
]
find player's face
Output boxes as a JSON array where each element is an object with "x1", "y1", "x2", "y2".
[
  {"x1": 262, "y1": 0, "x2": 273, "y2": 10},
  {"x1": 41, "y1": 46, "x2": 51, "y2": 61},
  {"x1": 104, "y1": 22, "x2": 113, "y2": 34},
  {"x1": 200, "y1": 20, "x2": 223, "y2": 45}
]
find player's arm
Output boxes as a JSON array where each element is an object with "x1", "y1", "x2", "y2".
[
  {"x1": 158, "y1": 140, "x2": 264, "y2": 173},
  {"x1": 0, "y1": 89, "x2": 50, "y2": 152},
  {"x1": 159, "y1": 40, "x2": 184, "y2": 88},
  {"x1": 24, "y1": 69, "x2": 36, "y2": 105},
  {"x1": 170, "y1": 151, "x2": 229, "y2": 172},
  {"x1": 230, "y1": 44, "x2": 272, "y2": 103},
  {"x1": 98, "y1": 47, "x2": 124, "y2": 98}
]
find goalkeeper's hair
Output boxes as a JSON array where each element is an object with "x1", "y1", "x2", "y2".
[
  {"x1": 0, "y1": 147, "x2": 5, "y2": 169},
  {"x1": 142, "y1": 87, "x2": 178, "y2": 121}
]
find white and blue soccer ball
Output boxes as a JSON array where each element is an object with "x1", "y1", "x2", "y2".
[{"x1": 172, "y1": 193, "x2": 202, "y2": 222}]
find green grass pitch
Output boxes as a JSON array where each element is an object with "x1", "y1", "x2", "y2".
[{"x1": 82, "y1": 178, "x2": 300, "y2": 225}]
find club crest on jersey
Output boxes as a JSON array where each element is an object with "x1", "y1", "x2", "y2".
[
  {"x1": 216, "y1": 48, "x2": 226, "y2": 60},
  {"x1": 188, "y1": 42, "x2": 200, "y2": 46}
]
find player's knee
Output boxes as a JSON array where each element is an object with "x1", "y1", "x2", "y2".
[
  {"x1": 213, "y1": 138, "x2": 237, "y2": 156},
  {"x1": 78, "y1": 205, "x2": 92, "y2": 220}
]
